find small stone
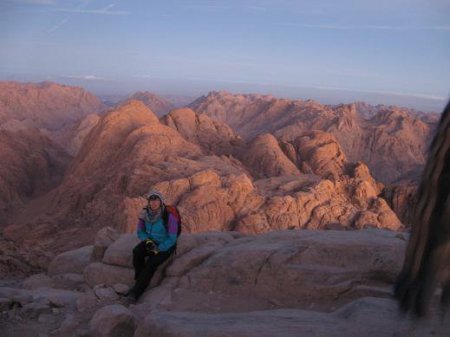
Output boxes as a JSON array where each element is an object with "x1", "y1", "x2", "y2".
[
  {"x1": 48, "y1": 297, "x2": 66, "y2": 308},
  {"x1": 76, "y1": 328, "x2": 90, "y2": 337},
  {"x1": 0, "y1": 298, "x2": 10, "y2": 311},
  {"x1": 51, "y1": 314, "x2": 79, "y2": 336},
  {"x1": 21, "y1": 301, "x2": 52, "y2": 319},
  {"x1": 76, "y1": 294, "x2": 98, "y2": 313},
  {"x1": 112, "y1": 283, "x2": 129, "y2": 295},
  {"x1": 93, "y1": 285, "x2": 120, "y2": 301},
  {"x1": 12, "y1": 294, "x2": 33, "y2": 306},
  {"x1": 38, "y1": 313, "x2": 56, "y2": 323},
  {"x1": 89, "y1": 305, "x2": 136, "y2": 337},
  {"x1": 22, "y1": 273, "x2": 54, "y2": 290},
  {"x1": 52, "y1": 308, "x2": 60, "y2": 315}
]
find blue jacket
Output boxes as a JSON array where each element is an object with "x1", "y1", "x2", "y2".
[{"x1": 136, "y1": 207, "x2": 177, "y2": 252}]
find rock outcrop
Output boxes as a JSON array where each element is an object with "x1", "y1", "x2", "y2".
[
  {"x1": 127, "y1": 91, "x2": 175, "y2": 116},
  {"x1": 162, "y1": 108, "x2": 243, "y2": 155},
  {"x1": 1, "y1": 228, "x2": 447, "y2": 337},
  {"x1": 0, "y1": 84, "x2": 422, "y2": 281},
  {"x1": 381, "y1": 184, "x2": 417, "y2": 226},
  {"x1": 0, "y1": 81, "x2": 105, "y2": 130},
  {"x1": 2, "y1": 99, "x2": 403, "y2": 268},
  {"x1": 0, "y1": 128, "x2": 70, "y2": 214},
  {"x1": 41, "y1": 113, "x2": 101, "y2": 156},
  {"x1": 288, "y1": 130, "x2": 347, "y2": 179},
  {"x1": 241, "y1": 133, "x2": 301, "y2": 178},
  {"x1": 0, "y1": 81, "x2": 105, "y2": 218},
  {"x1": 191, "y1": 92, "x2": 436, "y2": 183}
]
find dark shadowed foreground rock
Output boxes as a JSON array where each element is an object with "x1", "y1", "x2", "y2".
[
  {"x1": 89, "y1": 304, "x2": 136, "y2": 337},
  {"x1": 47, "y1": 245, "x2": 93, "y2": 275},
  {"x1": 1, "y1": 228, "x2": 448, "y2": 337},
  {"x1": 135, "y1": 299, "x2": 406, "y2": 337},
  {"x1": 134, "y1": 297, "x2": 449, "y2": 337},
  {"x1": 143, "y1": 229, "x2": 406, "y2": 313}
]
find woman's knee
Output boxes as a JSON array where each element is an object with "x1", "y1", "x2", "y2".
[{"x1": 133, "y1": 242, "x2": 146, "y2": 255}]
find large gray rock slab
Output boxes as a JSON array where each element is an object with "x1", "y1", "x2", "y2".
[
  {"x1": 92, "y1": 226, "x2": 121, "y2": 261},
  {"x1": 51, "y1": 273, "x2": 86, "y2": 291},
  {"x1": 93, "y1": 284, "x2": 120, "y2": 301},
  {"x1": 175, "y1": 232, "x2": 236, "y2": 256},
  {"x1": 103, "y1": 234, "x2": 138, "y2": 267},
  {"x1": 84, "y1": 262, "x2": 134, "y2": 287},
  {"x1": 173, "y1": 229, "x2": 406, "y2": 309},
  {"x1": 48, "y1": 245, "x2": 94, "y2": 275},
  {"x1": 89, "y1": 304, "x2": 136, "y2": 337},
  {"x1": 29, "y1": 287, "x2": 79, "y2": 309},
  {"x1": 166, "y1": 242, "x2": 224, "y2": 277},
  {"x1": 133, "y1": 299, "x2": 409, "y2": 337},
  {"x1": 0, "y1": 287, "x2": 31, "y2": 301},
  {"x1": 191, "y1": 231, "x2": 237, "y2": 246},
  {"x1": 22, "y1": 273, "x2": 54, "y2": 289},
  {"x1": 100, "y1": 232, "x2": 228, "y2": 268}
]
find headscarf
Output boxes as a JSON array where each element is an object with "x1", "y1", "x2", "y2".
[
  {"x1": 145, "y1": 189, "x2": 165, "y2": 204},
  {"x1": 145, "y1": 189, "x2": 164, "y2": 223}
]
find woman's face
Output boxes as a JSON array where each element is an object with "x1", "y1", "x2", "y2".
[{"x1": 148, "y1": 197, "x2": 161, "y2": 211}]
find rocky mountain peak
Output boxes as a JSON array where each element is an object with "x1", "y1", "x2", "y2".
[
  {"x1": 127, "y1": 91, "x2": 175, "y2": 116},
  {"x1": 0, "y1": 81, "x2": 105, "y2": 130}
]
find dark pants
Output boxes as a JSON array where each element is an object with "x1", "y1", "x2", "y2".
[{"x1": 131, "y1": 241, "x2": 174, "y2": 299}]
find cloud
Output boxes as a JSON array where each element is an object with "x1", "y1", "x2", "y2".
[
  {"x1": 8, "y1": 0, "x2": 55, "y2": 4},
  {"x1": 66, "y1": 75, "x2": 106, "y2": 81},
  {"x1": 133, "y1": 75, "x2": 154, "y2": 79},
  {"x1": 182, "y1": 3, "x2": 267, "y2": 13},
  {"x1": 280, "y1": 22, "x2": 450, "y2": 31},
  {"x1": 54, "y1": 3, "x2": 129, "y2": 15},
  {"x1": 307, "y1": 85, "x2": 447, "y2": 101},
  {"x1": 47, "y1": 18, "x2": 68, "y2": 33}
]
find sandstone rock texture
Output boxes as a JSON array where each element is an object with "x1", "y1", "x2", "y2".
[
  {"x1": 0, "y1": 128, "x2": 70, "y2": 215},
  {"x1": 89, "y1": 304, "x2": 136, "y2": 337},
  {"x1": 381, "y1": 184, "x2": 417, "y2": 226},
  {"x1": 190, "y1": 91, "x2": 437, "y2": 184},
  {"x1": 127, "y1": 91, "x2": 175, "y2": 116},
  {"x1": 1, "y1": 83, "x2": 432, "y2": 283},
  {"x1": 0, "y1": 81, "x2": 105, "y2": 221},
  {"x1": 1, "y1": 90, "x2": 409, "y2": 276},
  {"x1": 0, "y1": 81, "x2": 105, "y2": 130},
  {"x1": 1, "y1": 229, "x2": 448, "y2": 337},
  {"x1": 42, "y1": 113, "x2": 101, "y2": 156},
  {"x1": 162, "y1": 107, "x2": 244, "y2": 155}
]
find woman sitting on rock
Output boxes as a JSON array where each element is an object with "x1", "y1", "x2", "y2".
[{"x1": 126, "y1": 190, "x2": 180, "y2": 303}]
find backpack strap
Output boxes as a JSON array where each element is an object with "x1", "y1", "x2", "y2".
[{"x1": 162, "y1": 205, "x2": 181, "y2": 255}]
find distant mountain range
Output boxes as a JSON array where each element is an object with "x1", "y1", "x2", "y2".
[{"x1": 0, "y1": 81, "x2": 441, "y2": 277}]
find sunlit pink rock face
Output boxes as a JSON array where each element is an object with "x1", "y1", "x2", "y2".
[
  {"x1": 0, "y1": 81, "x2": 105, "y2": 130},
  {"x1": 1, "y1": 83, "x2": 432, "y2": 278},
  {"x1": 127, "y1": 91, "x2": 176, "y2": 117},
  {"x1": 191, "y1": 91, "x2": 437, "y2": 184},
  {"x1": 0, "y1": 82, "x2": 106, "y2": 220}
]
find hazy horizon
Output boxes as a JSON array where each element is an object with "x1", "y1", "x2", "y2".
[{"x1": 1, "y1": 0, "x2": 449, "y2": 112}]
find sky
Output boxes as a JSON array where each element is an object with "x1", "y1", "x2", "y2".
[{"x1": 1, "y1": 0, "x2": 450, "y2": 111}]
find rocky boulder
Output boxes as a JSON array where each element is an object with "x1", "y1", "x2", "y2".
[
  {"x1": 289, "y1": 130, "x2": 347, "y2": 179},
  {"x1": 89, "y1": 304, "x2": 136, "y2": 337},
  {"x1": 3, "y1": 228, "x2": 449, "y2": 337},
  {"x1": 128, "y1": 91, "x2": 175, "y2": 116},
  {"x1": 242, "y1": 133, "x2": 301, "y2": 178},
  {"x1": 0, "y1": 128, "x2": 70, "y2": 212},
  {"x1": 191, "y1": 91, "x2": 435, "y2": 184},
  {"x1": 0, "y1": 81, "x2": 105, "y2": 130},
  {"x1": 47, "y1": 245, "x2": 93, "y2": 276},
  {"x1": 163, "y1": 107, "x2": 243, "y2": 155}
]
